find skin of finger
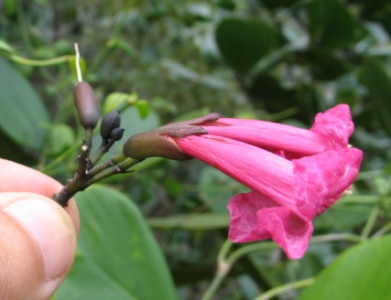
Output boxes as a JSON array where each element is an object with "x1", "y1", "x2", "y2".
[
  {"x1": 0, "y1": 159, "x2": 80, "y2": 233},
  {"x1": 0, "y1": 194, "x2": 77, "y2": 300},
  {"x1": 0, "y1": 210, "x2": 44, "y2": 300}
]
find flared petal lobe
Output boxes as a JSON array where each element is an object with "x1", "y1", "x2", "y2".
[
  {"x1": 226, "y1": 148, "x2": 362, "y2": 259},
  {"x1": 293, "y1": 148, "x2": 363, "y2": 219},
  {"x1": 227, "y1": 191, "x2": 314, "y2": 259},
  {"x1": 310, "y1": 104, "x2": 354, "y2": 150}
]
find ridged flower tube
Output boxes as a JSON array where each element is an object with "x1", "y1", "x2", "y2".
[
  {"x1": 172, "y1": 134, "x2": 362, "y2": 259},
  {"x1": 201, "y1": 104, "x2": 353, "y2": 158}
]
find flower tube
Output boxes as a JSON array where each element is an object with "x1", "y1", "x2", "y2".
[
  {"x1": 201, "y1": 104, "x2": 353, "y2": 157},
  {"x1": 172, "y1": 134, "x2": 362, "y2": 259}
]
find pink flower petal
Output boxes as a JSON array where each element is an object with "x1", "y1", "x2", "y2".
[
  {"x1": 294, "y1": 148, "x2": 363, "y2": 219},
  {"x1": 228, "y1": 191, "x2": 313, "y2": 259},
  {"x1": 227, "y1": 191, "x2": 277, "y2": 242},
  {"x1": 310, "y1": 104, "x2": 354, "y2": 150},
  {"x1": 256, "y1": 206, "x2": 313, "y2": 259}
]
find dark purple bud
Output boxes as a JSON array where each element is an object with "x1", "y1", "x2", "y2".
[
  {"x1": 110, "y1": 127, "x2": 124, "y2": 141},
  {"x1": 73, "y1": 81, "x2": 99, "y2": 129},
  {"x1": 101, "y1": 110, "x2": 121, "y2": 140}
]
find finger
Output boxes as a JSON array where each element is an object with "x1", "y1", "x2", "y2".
[
  {"x1": 0, "y1": 158, "x2": 61, "y2": 196},
  {"x1": 0, "y1": 158, "x2": 80, "y2": 233},
  {"x1": 0, "y1": 193, "x2": 77, "y2": 300}
]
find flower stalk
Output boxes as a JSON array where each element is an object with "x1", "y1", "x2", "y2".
[{"x1": 53, "y1": 47, "x2": 134, "y2": 206}]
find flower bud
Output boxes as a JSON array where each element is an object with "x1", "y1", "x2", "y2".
[
  {"x1": 110, "y1": 127, "x2": 124, "y2": 141},
  {"x1": 123, "y1": 126, "x2": 207, "y2": 160},
  {"x1": 73, "y1": 81, "x2": 99, "y2": 129},
  {"x1": 100, "y1": 110, "x2": 121, "y2": 140}
]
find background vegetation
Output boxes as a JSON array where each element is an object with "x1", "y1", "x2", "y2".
[{"x1": 1, "y1": 0, "x2": 391, "y2": 299}]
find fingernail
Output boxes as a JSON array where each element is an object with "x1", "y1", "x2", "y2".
[{"x1": 4, "y1": 198, "x2": 76, "y2": 280}]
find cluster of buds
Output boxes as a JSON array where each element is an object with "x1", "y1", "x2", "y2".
[{"x1": 53, "y1": 80, "x2": 129, "y2": 206}]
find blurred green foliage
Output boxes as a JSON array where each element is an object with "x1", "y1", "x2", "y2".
[{"x1": 2, "y1": 0, "x2": 391, "y2": 299}]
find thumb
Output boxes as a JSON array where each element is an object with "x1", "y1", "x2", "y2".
[{"x1": 0, "y1": 192, "x2": 78, "y2": 300}]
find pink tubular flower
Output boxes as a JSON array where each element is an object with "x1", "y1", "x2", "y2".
[
  {"x1": 201, "y1": 104, "x2": 353, "y2": 157},
  {"x1": 163, "y1": 104, "x2": 362, "y2": 259},
  {"x1": 172, "y1": 134, "x2": 362, "y2": 259}
]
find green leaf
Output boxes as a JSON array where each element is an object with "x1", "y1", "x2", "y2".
[
  {"x1": 308, "y1": 0, "x2": 356, "y2": 48},
  {"x1": 199, "y1": 166, "x2": 248, "y2": 213},
  {"x1": 260, "y1": 0, "x2": 297, "y2": 10},
  {"x1": 0, "y1": 130, "x2": 34, "y2": 163},
  {"x1": 47, "y1": 124, "x2": 75, "y2": 156},
  {"x1": 161, "y1": 58, "x2": 231, "y2": 90},
  {"x1": 359, "y1": 59, "x2": 391, "y2": 137},
  {"x1": 304, "y1": 49, "x2": 349, "y2": 81},
  {"x1": 215, "y1": 18, "x2": 275, "y2": 73},
  {"x1": 103, "y1": 92, "x2": 140, "y2": 114},
  {"x1": 56, "y1": 186, "x2": 177, "y2": 300},
  {"x1": 103, "y1": 92, "x2": 130, "y2": 114},
  {"x1": 314, "y1": 203, "x2": 373, "y2": 231},
  {"x1": 299, "y1": 235, "x2": 391, "y2": 300},
  {"x1": 0, "y1": 57, "x2": 49, "y2": 150},
  {"x1": 135, "y1": 99, "x2": 149, "y2": 119}
]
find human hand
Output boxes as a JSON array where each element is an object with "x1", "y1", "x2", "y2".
[{"x1": 0, "y1": 159, "x2": 79, "y2": 300}]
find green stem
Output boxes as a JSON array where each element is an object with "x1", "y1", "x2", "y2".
[
  {"x1": 372, "y1": 220, "x2": 391, "y2": 238},
  {"x1": 87, "y1": 157, "x2": 139, "y2": 185},
  {"x1": 338, "y1": 195, "x2": 391, "y2": 204},
  {"x1": 88, "y1": 153, "x2": 127, "y2": 176},
  {"x1": 253, "y1": 278, "x2": 315, "y2": 300},
  {"x1": 361, "y1": 206, "x2": 380, "y2": 239},
  {"x1": 40, "y1": 142, "x2": 81, "y2": 174},
  {"x1": 201, "y1": 242, "x2": 276, "y2": 300},
  {"x1": 200, "y1": 239, "x2": 232, "y2": 300},
  {"x1": 226, "y1": 242, "x2": 276, "y2": 266},
  {"x1": 201, "y1": 271, "x2": 228, "y2": 300},
  {"x1": 1, "y1": 52, "x2": 73, "y2": 67},
  {"x1": 217, "y1": 239, "x2": 233, "y2": 263},
  {"x1": 201, "y1": 232, "x2": 363, "y2": 300},
  {"x1": 89, "y1": 138, "x2": 119, "y2": 166},
  {"x1": 249, "y1": 43, "x2": 302, "y2": 77},
  {"x1": 311, "y1": 233, "x2": 363, "y2": 244}
]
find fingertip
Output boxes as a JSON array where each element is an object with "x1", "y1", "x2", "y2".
[
  {"x1": 0, "y1": 193, "x2": 78, "y2": 298},
  {"x1": 64, "y1": 198, "x2": 80, "y2": 235}
]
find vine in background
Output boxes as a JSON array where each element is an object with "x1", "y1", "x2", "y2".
[
  {"x1": 0, "y1": 39, "x2": 75, "y2": 67},
  {"x1": 202, "y1": 206, "x2": 390, "y2": 300}
]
